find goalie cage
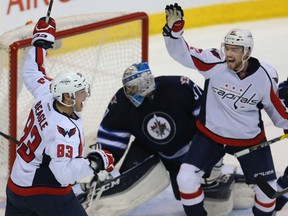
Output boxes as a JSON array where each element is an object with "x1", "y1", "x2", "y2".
[{"x1": 0, "y1": 12, "x2": 148, "y2": 201}]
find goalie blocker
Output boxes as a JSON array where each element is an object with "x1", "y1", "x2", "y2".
[{"x1": 73, "y1": 155, "x2": 254, "y2": 216}]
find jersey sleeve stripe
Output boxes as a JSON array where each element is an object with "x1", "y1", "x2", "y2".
[
  {"x1": 191, "y1": 56, "x2": 218, "y2": 71},
  {"x1": 35, "y1": 47, "x2": 46, "y2": 74},
  {"x1": 270, "y1": 87, "x2": 288, "y2": 119}
]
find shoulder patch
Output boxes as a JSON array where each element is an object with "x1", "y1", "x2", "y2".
[
  {"x1": 180, "y1": 76, "x2": 190, "y2": 85},
  {"x1": 211, "y1": 49, "x2": 221, "y2": 60},
  {"x1": 110, "y1": 95, "x2": 117, "y2": 105},
  {"x1": 57, "y1": 125, "x2": 76, "y2": 137}
]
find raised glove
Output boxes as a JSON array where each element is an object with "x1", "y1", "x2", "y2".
[
  {"x1": 163, "y1": 3, "x2": 185, "y2": 39},
  {"x1": 32, "y1": 17, "x2": 56, "y2": 49},
  {"x1": 87, "y1": 149, "x2": 114, "y2": 174}
]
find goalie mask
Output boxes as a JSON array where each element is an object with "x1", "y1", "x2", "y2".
[
  {"x1": 51, "y1": 72, "x2": 90, "y2": 107},
  {"x1": 122, "y1": 62, "x2": 155, "y2": 107}
]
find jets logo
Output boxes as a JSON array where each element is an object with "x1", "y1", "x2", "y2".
[
  {"x1": 142, "y1": 112, "x2": 176, "y2": 145},
  {"x1": 57, "y1": 125, "x2": 76, "y2": 137}
]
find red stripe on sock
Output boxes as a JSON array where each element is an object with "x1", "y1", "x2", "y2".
[
  {"x1": 180, "y1": 187, "x2": 203, "y2": 199},
  {"x1": 255, "y1": 196, "x2": 276, "y2": 208}
]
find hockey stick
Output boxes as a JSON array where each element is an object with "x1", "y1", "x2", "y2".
[
  {"x1": 80, "y1": 155, "x2": 167, "y2": 215},
  {"x1": 0, "y1": 131, "x2": 19, "y2": 144},
  {"x1": 85, "y1": 176, "x2": 99, "y2": 213},
  {"x1": 45, "y1": 0, "x2": 54, "y2": 23},
  {"x1": 84, "y1": 138, "x2": 133, "y2": 212},
  {"x1": 84, "y1": 172, "x2": 115, "y2": 213},
  {"x1": 234, "y1": 134, "x2": 288, "y2": 158},
  {"x1": 0, "y1": 5, "x2": 54, "y2": 146},
  {"x1": 256, "y1": 175, "x2": 288, "y2": 199}
]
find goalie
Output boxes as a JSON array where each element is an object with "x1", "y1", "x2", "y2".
[{"x1": 76, "y1": 62, "x2": 254, "y2": 216}]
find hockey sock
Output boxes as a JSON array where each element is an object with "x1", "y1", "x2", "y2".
[
  {"x1": 252, "y1": 206, "x2": 274, "y2": 216},
  {"x1": 183, "y1": 201, "x2": 207, "y2": 216}
]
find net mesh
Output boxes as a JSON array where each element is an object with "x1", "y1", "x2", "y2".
[{"x1": 0, "y1": 12, "x2": 148, "y2": 201}]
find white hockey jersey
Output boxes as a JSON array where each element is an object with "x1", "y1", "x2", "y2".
[
  {"x1": 8, "y1": 47, "x2": 93, "y2": 196},
  {"x1": 164, "y1": 36, "x2": 288, "y2": 146}
]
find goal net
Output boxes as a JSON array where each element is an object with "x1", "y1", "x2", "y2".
[{"x1": 0, "y1": 12, "x2": 148, "y2": 201}]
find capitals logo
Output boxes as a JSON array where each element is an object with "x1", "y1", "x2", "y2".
[
  {"x1": 57, "y1": 125, "x2": 76, "y2": 137},
  {"x1": 142, "y1": 112, "x2": 176, "y2": 145}
]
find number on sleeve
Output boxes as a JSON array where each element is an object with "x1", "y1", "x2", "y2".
[
  {"x1": 193, "y1": 83, "x2": 202, "y2": 100},
  {"x1": 17, "y1": 110, "x2": 42, "y2": 163}
]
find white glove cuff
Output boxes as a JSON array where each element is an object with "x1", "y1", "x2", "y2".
[
  {"x1": 31, "y1": 32, "x2": 55, "y2": 45},
  {"x1": 171, "y1": 29, "x2": 184, "y2": 39}
]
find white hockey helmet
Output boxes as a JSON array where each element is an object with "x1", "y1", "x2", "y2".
[
  {"x1": 51, "y1": 72, "x2": 90, "y2": 106},
  {"x1": 223, "y1": 28, "x2": 254, "y2": 57},
  {"x1": 122, "y1": 62, "x2": 155, "y2": 107}
]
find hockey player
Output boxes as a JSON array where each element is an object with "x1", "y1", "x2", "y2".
[
  {"x1": 162, "y1": 3, "x2": 288, "y2": 216},
  {"x1": 5, "y1": 17, "x2": 114, "y2": 216},
  {"x1": 92, "y1": 62, "x2": 240, "y2": 215},
  {"x1": 273, "y1": 78, "x2": 288, "y2": 214}
]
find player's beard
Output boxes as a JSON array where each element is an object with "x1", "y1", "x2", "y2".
[{"x1": 226, "y1": 58, "x2": 243, "y2": 72}]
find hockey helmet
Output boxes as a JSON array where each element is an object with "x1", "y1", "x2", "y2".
[
  {"x1": 51, "y1": 72, "x2": 90, "y2": 106},
  {"x1": 122, "y1": 62, "x2": 155, "y2": 107},
  {"x1": 223, "y1": 28, "x2": 254, "y2": 57}
]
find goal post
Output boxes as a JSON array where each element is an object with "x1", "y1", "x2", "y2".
[{"x1": 0, "y1": 12, "x2": 148, "y2": 200}]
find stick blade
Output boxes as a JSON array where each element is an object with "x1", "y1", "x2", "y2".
[{"x1": 256, "y1": 175, "x2": 277, "y2": 199}]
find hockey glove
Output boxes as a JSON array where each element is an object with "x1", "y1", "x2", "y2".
[
  {"x1": 277, "y1": 78, "x2": 288, "y2": 134},
  {"x1": 278, "y1": 79, "x2": 288, "y2": 107},
  {"x1": 163, "y1": 3, "x2": 185, "y2": 39},
  {"x1": 87, "y1": 149, "x2": 115, "y2": 174},
  {"x1": 32, "y1": 17, "x2": 56, "y2": 49}
]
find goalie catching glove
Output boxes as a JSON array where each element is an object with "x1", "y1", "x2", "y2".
[
  {"x1": 87, "y1": 149, "x2": 115, "y2": 174},
  {"x1": 32, "y1": 17, "x2": 56, "y2": 49},
  {"x1": 163, "y1": 3, "x2": 185, "y2": 39}
]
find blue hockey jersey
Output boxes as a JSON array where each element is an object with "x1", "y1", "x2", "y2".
[{"x1": 97, "y1": 76, "x2": 202, "y2": 162}]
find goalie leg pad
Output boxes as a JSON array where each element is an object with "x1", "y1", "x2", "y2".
[
  {"x1": 204, "y1": 191, "x2": 234, "y2": 216},
  {"x1": 233, "y1": 174, "x2": 254, "y2": 209},
  {"x1": 203, "y1": 173, "x2": 235, "y2": 216},
  {"x1": 86, "y1": 155, "x2": 170, "y2": 216},
  {"x1": 222, "y1": 164, "x2": 255, "y2": 209},
  {"x1": 202, "y1": 158, "x2": 224, "y2": 185}
]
